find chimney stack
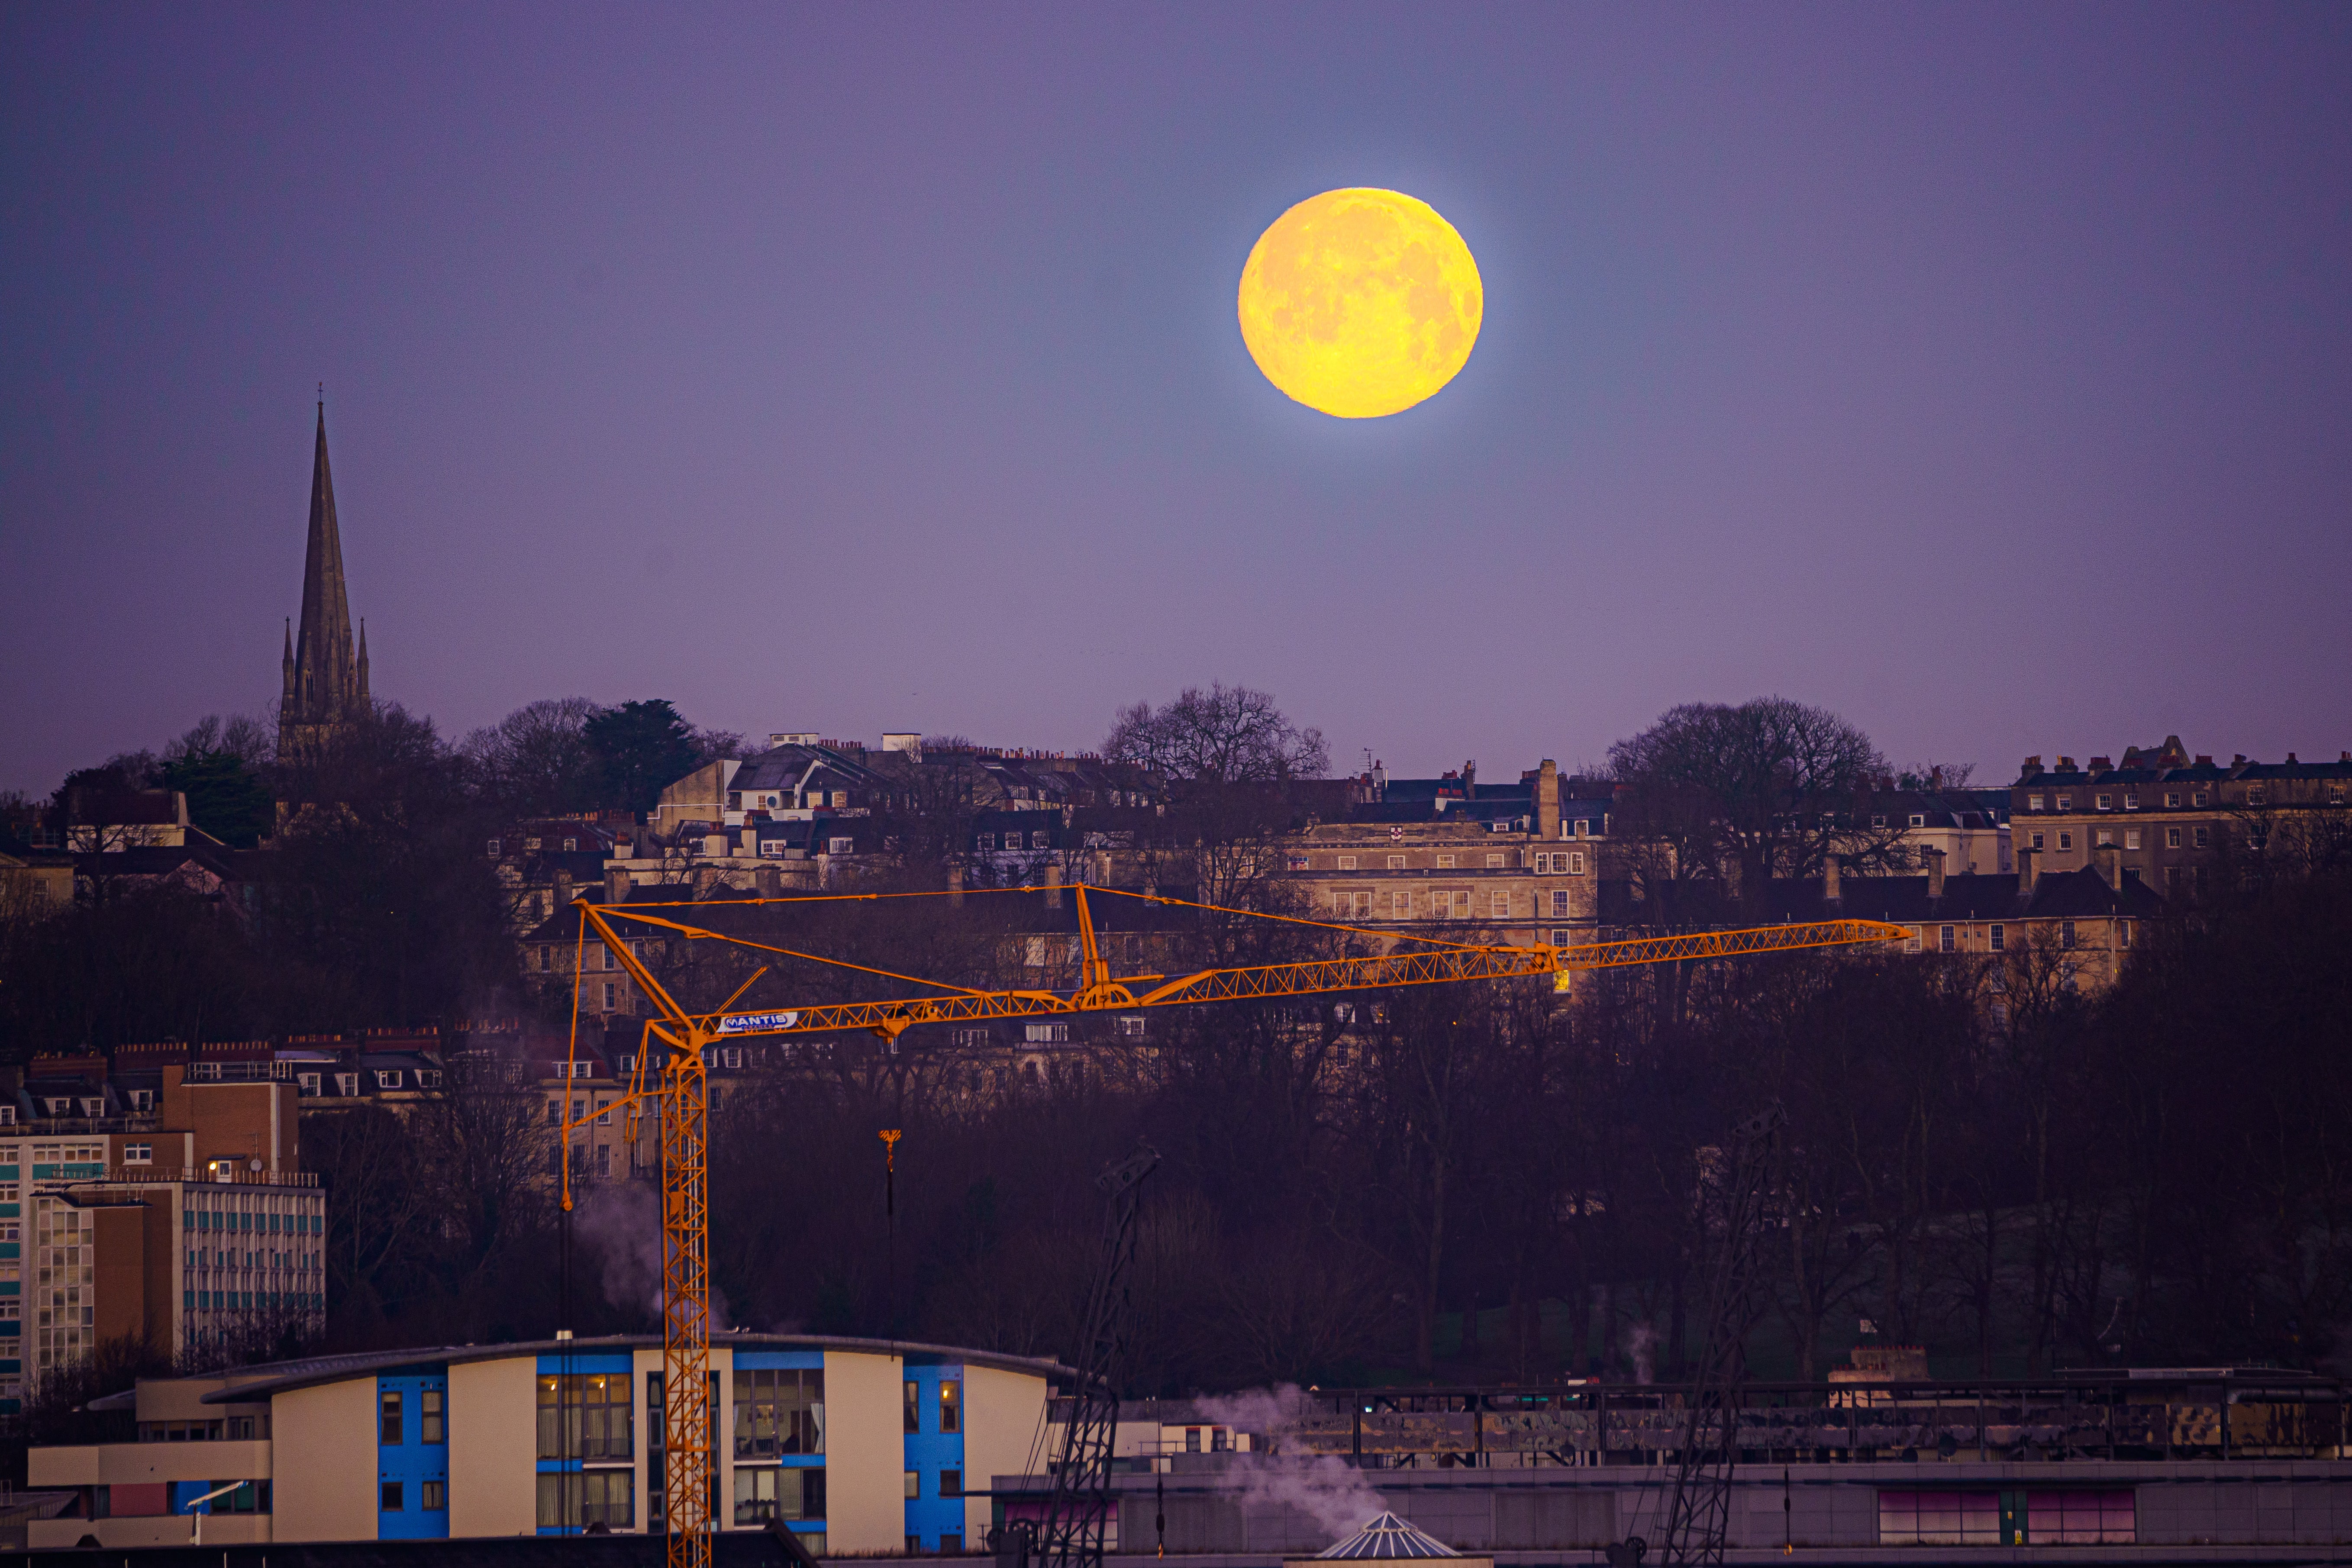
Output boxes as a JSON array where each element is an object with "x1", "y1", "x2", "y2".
[
  {"x1": 1462, "y1": 761, "x2": 1476, "y2": 800},
  {"x1": 2018, "y1": 848, "x2": 2038, "y2": 898},
  {"x1": 605, "y1": 866, "x2": 628, "y2": 907},
  {"x1": 1535, "y1": 759, "x2": 1561, "y2": 841},
  {"x1": 1044, "y1": 860, "x2": 1063, "y2": 910},
  {"x1": 554, "y1": 870, "x2": 574, "y2": 910},
  {"x1": 755, "y1": 865, "x2": 781, "y2": 898},
  {"x1": 1823, "y1": 854, "x2": 1842, "y2": 903},
  {"x1": 2095, "y1": 842, "x2": 2120, "y2": 891},
  {"x1": 1926, "y1": 847, "x2": 1946, "y2": 900},
  {"x1": 948, "y1": 862, "x2": 965, "y2": 907}
]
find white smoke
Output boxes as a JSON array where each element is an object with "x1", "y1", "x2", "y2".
[
  {"x1": 572, "y1": 1184, "x2": 732, "y2": 1330},
  {"x1": 1627, "y1": 1322, "x2": 1659, "y2": 1385},
  {"x1": 1191, "y1": 1385, "x2": 1388, "y2": 1543}
]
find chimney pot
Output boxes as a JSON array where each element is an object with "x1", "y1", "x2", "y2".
[
  {"x1": 1044, "y1": 860, "x2": 1063, "y2": 910},
  {"x1": 1823, "y1": 854, "x2": 1842, "y2": 902}
]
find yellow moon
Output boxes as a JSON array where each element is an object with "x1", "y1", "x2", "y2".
[{"x1": 1236, "y1": 187, "x2": 1483, "y2": 419}]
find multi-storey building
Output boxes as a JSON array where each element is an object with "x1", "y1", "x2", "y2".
[
  {"x1": 0, "y1": 1057, "x2": 323, "y2": 1408},
  {"x1": 2010, "y1": 740, "x2": 2352, "y2": 897},
  {"x1": 28, "y1": 1333, "x2": 1061, "y2": 1549}
]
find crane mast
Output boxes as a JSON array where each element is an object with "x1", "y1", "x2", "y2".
[{"x1": 562, "y1": 883, "x2": 1905, "y2": 1568}]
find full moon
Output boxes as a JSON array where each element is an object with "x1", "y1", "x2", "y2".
[{"x1": 1236, "y1": 188, "x2": 1483, "y2": 419}]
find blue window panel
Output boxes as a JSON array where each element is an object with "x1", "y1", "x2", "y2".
[
  {"x1": 736, "y1": 1349, "x2": 825, "y2": 1370},
  {"x1": 0, "y1": 1245, "x2": 17, "y2": 1261},
  {"x1": 902, "y1": 1364, "x2": 966, "y2": 1550},
  {"x1": 378, "y1": 1370, "x2": 451, "y2": 1541},
  {"x1": 0, "y1": 1321, "x2": 19, "y2": 1337}
]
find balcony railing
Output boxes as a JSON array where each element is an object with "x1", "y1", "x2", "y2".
[{"x1": 71, "y1": 1165, "x2": 321, "y2": 1189}]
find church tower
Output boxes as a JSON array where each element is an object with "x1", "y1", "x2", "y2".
[{"x1": 278, "y1": 400, "x2": 371, "y2": 760}]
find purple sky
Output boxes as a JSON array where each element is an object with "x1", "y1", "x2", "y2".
[{"x1": 6, "y1": 4, "x2": 2349, "y2": 796}]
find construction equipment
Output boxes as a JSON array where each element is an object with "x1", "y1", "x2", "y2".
[
  {"x1": 1033, "y1": 1146, "x2": 1160, "y2": 1568},
  {"x1": 560, "y1": 881, "x2": 1900, "y2": 1568},
  {"x1": 1653, "y1": 1104, "x2": 1786, "y2": 1568}
]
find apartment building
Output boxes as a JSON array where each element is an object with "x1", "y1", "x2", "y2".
[
  {"x1": 0, "y1": 1057, "x2": 323, "y2": 1408},
  {"x1": 2010, "y1": 740, "x2": 2352, "y2": 896},
  {"x1": 28, "y1": 1334, "x2": 1060, "y2": 1551}
]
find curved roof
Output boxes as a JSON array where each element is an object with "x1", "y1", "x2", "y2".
[
  {"x1": 200, "y1": 1333, "x2": 1072, "y2": 1404},
  {"x1": 1318, "y1": 1513, "x2": 1460, "y2": 1560}
]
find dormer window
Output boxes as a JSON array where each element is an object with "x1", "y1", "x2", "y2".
[
  {"x1": 417, "y1": 1070, "x2": 442, "y2": 1090},
  {"x1": 2055, "y1": 794, "x2": 2072, "y2": 811},
  {"x1": 487, "y1": 838, "x2": 502, "y2": 855},
  {"x1": 2028, "y1": 795, "x2": 2045, "y2": 811},
  {"x1": 375, "y1": 1070, "x2": 402, "y2": 1091},
  {"x1": 129, "y1": 1089, "x2": 154, "y2": 1112},
  {"x1": 525, "y1": 838, "x2": 541, "y2": 851},
  {"x1": 2247, "y1": 787, "x2": 2266, "y2": 806},
  {"x1": 1871, "y1": 814, "x2": 1887, "y2": 828},
  {"x1": 80, "y1": 1097, "x2": 104, "y2": 1117},
  {"x1": 43, "y1": 1098, "x2": 69, "y2": 1116},
  {"x1": 297, "y1": 1073, "x2": 321, "y2": 1096},
  {"x1": 2164, "y1": 792, "x2": 2180, "y2": 808},
  {"x1": 2124, "y1": 794, "x2": 2138, "y2": 810},
  {"x1": 2192, "y1": 790, "x2": 2208, "y2": 807},
  {"x1": 562, "y1": 837, "x2": 577, "y2": 852},
  {"x1": 2095, "y1": 794, "x2": 2111, "y2": 811},
  {"x1": 1907, "y1": 814, "x2": 1925, "y2": 828},
  {"x1": 336, "y1": 1073, "x2": 359, "y2": 1096}
]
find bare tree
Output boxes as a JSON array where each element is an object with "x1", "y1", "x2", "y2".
[{"x1": 1103, "y1": 683, "x2": 1326, "y2": 786}]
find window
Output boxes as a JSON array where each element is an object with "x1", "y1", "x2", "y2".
[
  {"x1": 2023, "y1": 1490, "x2": 2135, "y2": 1546},
  {"x1": 1939, "y1": 926, "x2": 1955, "y2": 954},
  {"x1": 1573, "y1": 818, "x2": 1591, "y2": 837},
  {"x1": 2029, "y1": 832, "x2": 2045, "y2": 851},
  {"x1": 2332, "y1": 785, "x2": 2347, "y2": 805},
  {"x1": 124, "y1": 1143, "x2": 152, "y2": 1165},
  {"x1": 1870, "y1": 814, "x2": 1887, "y2": 828},
  {"x1": 735, "y1": 1368, "x2": 825, "y2": 1457},
  {"x1": 381, "y1": 1481, "x2": 404, "y2": 1512},
  {"x1": 1116, "y1": 1015, "x2": 1147, "y2": 1039},
  {"x1": 375, "y1": 1070, "x2": 402, "y2": 1091},
  {"x1": 2165, "y1": 792, "x2": 2180, "y2": 808},
  {"x1": 2095, "y1": 794, "x2": 2111, "y2": 811},
  {"x1": 129, "y1": 1088, "x2": 154, "y2": 1111},
  {"x1": 537, "y1": 1372, "x2": 632, "y2": 1460},
  {"x1": 1908, "y1": 813, "x2": 1926, "y2": 828},
  {"x1": 2121, "y1": 829, "x2": 2139, "y2": 850},
  {"x1": 1878, "y1": 1490, "x2": 1999, "y2": 1546},
  {"x1": 1336, "y1": 855, "x2": 1357, "y2": 871},
  {"x1": 1569, "y1": 851, "x2": 1586, "y2": 874},
  {"x1": 940, "y1": 1380, "x2": 960, "y2": 1432},
  {"x1": 1392, "y1": 890, "x2": 1413, "y2": 918},
  {"x1": 2120, "y1": 919, "x2": 2133, "y2": 950},
  {"x1": 2057, "y1": 832, "x2": 2073, "y2": 852},
  {"x1": 562, "y1": 837, "x2": 578, "y2": 852},
  {"x1": 602, "y1": 984, "x2": 616, "y2": 1010},
  {"x1": 421, "y1": 1387, "x2": 444, "y2": 1443},
  {"x1": 2061, "y1": 921, "x2": 2076, "y2": 950},
  {"x1": 1549, "y1": 929, "x2": 1570, "y2": 946},
  {"x1": 1551, "y1": 890, "x2": 1570, "y2": 919},
  {"x1": 381, "y1": 1391, "x2": 403, "y2": 1445},
  {"x1": 1485, "y1": 853, "x2": 1506, "y2": 868},
  {"x1": 2166, "y1": 827, "x2": 2182, "y2": 849},
  {"x1": 297, "y1": 1073, "x2": 321, "y2": 1096},
  {"x1": 2094, "y1": 829, "x2": 2113, "y2": 847},
  {"x1": 2247, "y1": 787, "x2": 2267, "y2": 806},
  {"x1": 2124, "y1": 794, "x2": 2138, "y2": 810},
  {"x1": 1025, "y1": 1023, "x2": 1069, "y2": 1044},
  {"x1": 2055, "y1": 794, "x2": 2071, "y2": 811},
  {"x1": 736, "y1": 1466, "x2": 824, "y2": 1525},
  {"x1": 537, "y1": 1471, "x2": 633, "y2": 1530},
  {"x1": 941, "y1": 1468, "x2": 963, "y2": 1497},
  {"x1": 904, "y1": 1381, "x2": 920, "y2": 1433},
  {"x1": 421, "y1": 1480, "x2": 446, "y2": 1511},
  {"x1": 1904, "y1": 926, "x2": 1923, "y2": 954},
  {"x1": 336, "y1": 1073, "x2": 358, "y2": 1096},
  {"x1": 905, "y1": 1470, "x2": 920, "y2": 1498},
  {"x1": 2027, "y1": 794, "x2": 2044, "y2": 812},
  {"x1": 2194, "y1": 826, "x2": 2210, "y2": 849},
  {"x1": 2192, "y1": 790, "x2": 2208, "y2": 807},
  {"x1": 487, "y1": 838, "x2": 503, "y2": 855},
  {"x1": 1989, "y1": 924, "x2": 2004, "y2": 952},
  {"x1": 1387, "y1": 854, "x2": 1407, "y2": 869},
  {"x1": 1484, "y1": 890, "x2": 1507, "y2": 919}
]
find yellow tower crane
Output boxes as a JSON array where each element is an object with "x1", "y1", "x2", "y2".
[{"x1": 555, "y1": 882, "x2": 1906, "y2": 1568}]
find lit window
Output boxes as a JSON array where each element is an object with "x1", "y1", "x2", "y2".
[{"x1": 940, "y1": 1381, "x2": 960, "y2": 1433}]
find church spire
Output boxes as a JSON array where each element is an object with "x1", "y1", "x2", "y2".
[{"x1": 280, "y1": 399, "x2": 365, "y2": 758}]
